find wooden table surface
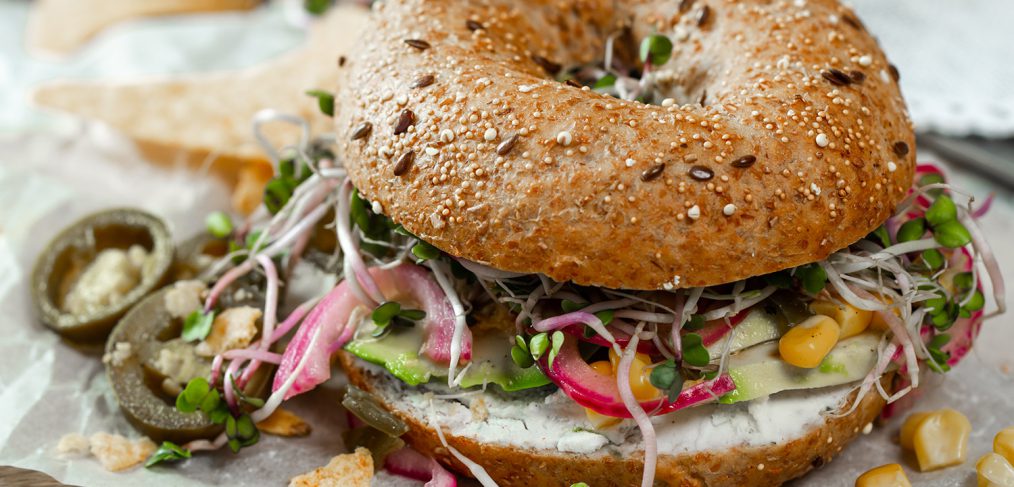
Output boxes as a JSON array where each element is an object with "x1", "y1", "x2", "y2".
[{"x1": 0, "y1": 466, "x2": 72, "y2": 486}]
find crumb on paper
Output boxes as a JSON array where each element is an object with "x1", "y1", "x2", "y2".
[
  {"x1": 57, "y1": 433, "x2": 90, "y2": 457},
  {"x1": 195, "y1": 306, "x2": 261, "y2": 356},
  {"x1": 89, "y1": 432, "x2": 156, "y2": 472},
  {"x1": 288, "y1": 447, "x2": 373, "y2": 487},
  {"x1": 164, "y1": 280, "x2": 207, "y2": 319},
  {"x1": 257, "y1": 407, "x2": 312, "y2": 437},
  {"x1": 470, "y1": 396, "x2": 489, "y2": 422},
  {"x1": 101, "y1": 342, "x2": 133, "y2": 366}
]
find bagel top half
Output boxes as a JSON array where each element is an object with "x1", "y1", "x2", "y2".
[{"x1": 335, "y1": 0, "x2": 916, "y2": 290}]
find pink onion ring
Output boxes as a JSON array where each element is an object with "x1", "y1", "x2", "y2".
[{"x1": 385, "y1": 448, "x2": 457, "y2": 487}]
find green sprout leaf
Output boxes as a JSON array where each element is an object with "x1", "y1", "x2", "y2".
[
  {"x1": 181, "y1": 310, "x2": 215, "y2": 342},
  {"x1": 411, "y1": 241, "x2": 441, "y2": 261},
  {"x1": 592, "y1": 73, "x2": 617, "y2": 89},
  {"x1": 529, "y1": 333, "x2": 549, "y2": 360},
  {"x1": 649, "y1": 359, "x2": 684, "y2": 402},
  {"x1": 515, "y1": 335, "x2": 529, "y2": 353},
  {"x1": 896, "y1": 218, "x2": 926, "y2": 243},
  {"x1": 176, "y1": 377, "x2": 209, "y2": 412},
  {"x1": 228, "y1": 374, "x2": 265, "y2": 409},
  {"x1": 963, "y1": 291, "x2": 985, "y2": 312},
  {"x1": 510, "y1": 344, "x2": 534, "y2": 368},
  {"x1": 681, "y1": 333, "x2": 710, "y2": 367},
  {"x1": 263, "y1": 177, "x2": 297, "y2": 215},
  {"x1": 797, "y1": 264, "x2": 828, "y2": 295},
  {"x1": 305, "y1": 90, "x2": 335, "y2": 117},
  {"x1": 925, "y1": 195, "x2": 958, "y2": 226},
  {"x1": 683, "y1": 314, "x2": 706, "y2": 331},
  {"x1": 571, "y1": 483, "x2": 590, "y2": 487},
  {"x1": 921, "y1": 249, "x2": 945, "y2": 271},
  {"x1": 399, "y1": 309, "x2": 426, "y2": 321},
  {"x1": 205, "y1": 211, "x2": 233, "y2": 239},
  {"x1": 145, "y1": 441, "x2": 191, "y2": 468},
  {"x1": 594, "y1": 310, "x2": 614, "y2": 326},
  {"x1": 304, "y1": 0, "x2": 330, "y2": 16},
  {"x1": 926, "y1": 334, "x2": 952, "y2": 373},
  {"x1": 762, "y1": 271, "x2": 793, "y2": 289},
  {"x1": 918, "y1": 173, "x2": 946, "y2": 197},
  {"x1": 933, "y1": 220, "x2": 972, "y2": 248},
  {"x1": 561, "y1": 299, "x2": 587, "y2": 312},
  {"x1": 548, "y1": 331, "x2": 565, "y2": 368},
  {"x1": 639, "y1": 34, "x2": 673, "y2": 67},
  {"x1": 371, "y1": 302, "x2": 401, "y2": 327},
  {"x1": 868, "y1": 226, "x2": 891, "y2": 248},
  {"x1": 952, "y1": 272, "x2": 975, "y2": 293}
]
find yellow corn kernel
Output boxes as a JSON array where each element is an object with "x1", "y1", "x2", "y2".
[
  {"x1": 779, "y1": 315, "x2": 841, "y2": 369},
  {"x1": 913, "y1": 409, "x2": 971, "y2": 472},
  {"x1": 995, "y1": 427, "x2": 1014, "y2": 466},
  {"x1": 977, "y1": 453, "x2": 1014, "y2": 487},
  {"x1": 899, "y1": 412, "x2": 933, "y2": 450},
  {"x1": 589, "y1": 360, "x2": 613, "y2": 377},
  {"x1": 607, "y1": 350, "x2": 660, "y2": 401},
  {"x1": 585, "y1": 408, "x2": 621, "y2": 429},
  {"x1": 855, "y1": 463, "x2": 911, "y2": 487},
  {"x1": 870, "y1": 295, "x2": 901, "y2": 331},
  {"x1": 810, "y1": 299, "x2": 873, "y2": 338}
]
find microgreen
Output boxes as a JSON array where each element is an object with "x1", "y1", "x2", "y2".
[
  {"x1": 682, "y1": 314, "x2": 706, "y2": 331},
  {"x1": 925, "y1": 195, "x2": 957, "y2": 226},
  {"x1": 639, "y1": 34, "x2": 673, "y2": 67},
  {"x1": 681, "y1": 333, "x2": 710, "y2": 367},
  {"x1": 918, "y1": 173, "x2": 946, "y2": 197},
  {"x1": 561, "y1": 299, "x2": 587, "y2": 312},
  {"x1": 304, "y1": 0, "x2": 330, "y2": 15},
  {"x1": 181, "y1": 310, "x2": 215, "y2": 342},
  {"x1": 305, "y1": 90, "x2": 335, "y2": 117},
  {"x1": 648, "y1": 359, "x2": 684, "y2": 402},
  {"x1": 177, "y1": 378, "x2": 261, "y2": 454},
  {"x1": 529, "y1": 332, "x2": 549, "y2": 360},
  {"x1": 264, "y1": 158, "x2": 313, "y2": 215},
  {"x1": 594, "y1": 310, "x2": 614, "y2": 326},
  {"x1": 592, "y1": 73, "x2": 617, "y2": 89},
  {"x1": 411, "y1": 241, "x2": 441, "y2": 261},
  {"x1": 895, "y1": 218, "x2": 926, "y2": 243},
  {"x1": 548, "y1": 331, "x2": 565, "y2": 368},
  {"x1": 964, "y1": 291, "x2": 985, "y2": 312},
  {"x1": 953, "y1": 272, "x2": 975, "y2": 292},
  {"x1": 370, "y1": 302, "x2": 426, "y2": 336},
  {"x1": 867, "y1": 225, "x2": 891, "y2": 248},
  {"x1": 229, "y1": 374, "x2": 265, "y2": 408},
  {"x1": 510, "y1": 343, "x2": 534, "y2": 368},
  {"x1": 226, "y1": 413, "x2": 260, "y2": 453},
  {"x1": 796, "y1": 264, "x2": 828, "y2": 295},
  {"x1": 205, "y1": 211, "x2": 233, "y2": 239},
  {"x1": 932, "y1": 220, "x2": 972, "y2": 248},
  {"x1": 926, "y1": 334, "x2": 951, "y2": 373},
  {"x1": 145, "y1": 441, "x2": 191, "y2": 467},
  {"x1": 920, "y1": 249, "x2": 945, "y2": 271}
]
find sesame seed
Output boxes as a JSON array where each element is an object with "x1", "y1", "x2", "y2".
[
  {"x1": 887, "y1": 161, "x2": 897, "y2": 172},
  {"x1": 556, "y1": 131, "x2": 573, "y2": 146},
  {"x1": 424, "y1": 147, "x2": 439, "y2": 156},
  {"x1": 625, "y1": 158, "x2": 636, "y2": 167},
  {"x1": 858, "y1": 55, "x2": 873, "y2": 67},
  {"x1": 440, "y1": 129, "x2": 455, "y2": 143},
  {"x1": 661, "y1": 98, "x2": 676, "y2": 107},
  {"x1": 371, "y1": 201, "x2": 383, "y2": 214},
  {"x1": 757, "y1": 464, "x2": 765, "y2": 471},
  {"x1": 815, "y1": 133, "x2": 829, "y2": 147},
  {"x1": 723, "y1": 204, "x2": 736, "y2": 216},
  {"x1": 687, "y1": 205, "x2": 701, "y2": 220},
  {"x1": 484, "y1": 128, "x2": 498, "y2": 141}
]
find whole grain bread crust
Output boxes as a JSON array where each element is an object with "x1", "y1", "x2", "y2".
[
  {"x1": 335, "y1": 0, "x2": 915, "y2": 290},
  {"x1": 338, "y1": 351, "x2": 890, "y2": 487}
]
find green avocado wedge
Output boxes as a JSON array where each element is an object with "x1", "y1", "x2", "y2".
[
  {"x1": 345, "y1": 323, "x2": 549, "y2": 392},
  {"x1": 719, "y1": 332, "x2": 882, "y2": 404}
]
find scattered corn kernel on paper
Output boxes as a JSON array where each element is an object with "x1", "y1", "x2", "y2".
[{"x1": 1, "y1": 1, "x2": 1014, "y2": 486}]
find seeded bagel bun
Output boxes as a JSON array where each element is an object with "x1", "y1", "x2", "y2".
[
  {"x1": 334, "y1": 0, "x2": 915, "y2": 290},
  {"x1": 337, "y1": 351, "x2": 890, "y2": 487}
]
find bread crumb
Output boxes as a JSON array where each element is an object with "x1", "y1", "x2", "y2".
[
  {"x1": 164, "y1": 280, "x2": 207, "y2": 319},
  {"x1": 88, "y1": 433, "x2": 156, "y2": 472},
  {"x1": 470, "y1": 396, "x2": 489, "y2": 422},
  {"x1": 257, "y1": 408, "x2": 312, "y2": 437},
  {"x1": 196, "y1": 306, "x2": 261, "y2": 356},
  {"x1": 56, "y1": 433, "x2": 90, "y2": 457},
  {"x1": 288, "y1": 447, "x2": 373, "y2": 487}
]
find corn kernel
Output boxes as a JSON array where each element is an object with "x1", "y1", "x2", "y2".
[
  {"x1": 977, "y1": 453, "x2": 1014, "y2": 487},
  {"x1": 870, "y1": 295, "x2": 901, "y2": 331},
  {"x1": 810, "y1": 299, "x2": 873, "y2": 338},
  {"x1": 589, "y1": 360, "x2": 613, "y2": 377},
  {"x1": 779, "y1": 315, "x2": 840, "y2": 368},
  {"x1": 607, "y1": 350, "x2": 659, "y2": 401},
  {"x1": 585, "y1": 408, "x2": 621, "y2": 429},
  {"x1": 855, "y1": 463, "x2": 911, "y2": 487},
  {"x1": 995, "y1": 427, "x2": 1014, "y2": 466},
  {"x1": 899, "y1": 412, "x2": 933, "y2": 450},
  {"x1": 913, "y1": 409, "x2": 971, "y2": 471}
]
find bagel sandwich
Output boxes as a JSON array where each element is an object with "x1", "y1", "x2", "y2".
[{"x1": 162, "y1": 0, "x2": 1005, "y2": 485}]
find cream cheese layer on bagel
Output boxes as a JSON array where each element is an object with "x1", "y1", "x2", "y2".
[{"x1": 335, "y1": 0, "x2": 916, "y2": 290}]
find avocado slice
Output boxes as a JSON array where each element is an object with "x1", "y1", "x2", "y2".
[
  {"x1": 344, "y1": 323, "x2": 550, "y2": 392},
  {"x1": 719, "y1": 332, "x2": 881, "y2": 404},
  {"x1": 705, "y1": 307, "x2": 789, "y2": 358}
]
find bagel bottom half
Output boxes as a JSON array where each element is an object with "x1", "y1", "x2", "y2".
[{"x1": 337, "y1": 352, "x2": 891, "y2": 487}]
